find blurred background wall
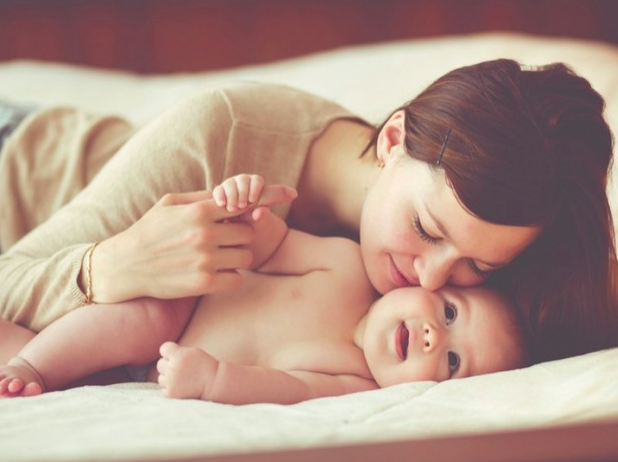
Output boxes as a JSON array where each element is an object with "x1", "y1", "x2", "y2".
[{"x1": 1, "y1": 0, "x2": 616, "y2": 74}]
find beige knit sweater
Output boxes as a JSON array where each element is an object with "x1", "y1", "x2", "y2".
[{"x1": 0, "y1": 82, "x2": 353, "y2": 331}]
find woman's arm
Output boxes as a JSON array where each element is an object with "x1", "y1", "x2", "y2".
[
  {"x1": 0, "y1": 89, "x2": 294, "y2": 330},
  {"x1": 83, "y1": 188, "x2": 293, "y2": 302}
]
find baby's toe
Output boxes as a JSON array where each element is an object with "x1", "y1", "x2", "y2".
[
  {"x1": 22, "y1": 382, "x2": 43, "y2": 397},
  {"x1": 7, "y1": 378, "x2": 25, "y2": 394},
  {"x1": 0, "y1": 376, "x2": 11, "y2": 394}
]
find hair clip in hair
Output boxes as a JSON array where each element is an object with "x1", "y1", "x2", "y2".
[{"x1": 436, "y1": 128, "x2": 452, "y2": 167}]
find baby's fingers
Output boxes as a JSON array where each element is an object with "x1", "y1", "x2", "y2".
[
  {"x1": 246, "y1": 174, "x2": 265, "y2": 205},
  {"x1": 229, "y1": 174, "x2": 264, "y2": 210},
  {"x1": 212, "y1": 186, "x2": 227, "y2": 209},
  {"x1": 214, "y1": 174, "x2": 266, "y2": 212},
  {"x1": 0, "y1": 376, "x2": 10, "y2": 395},
  {"x1": 219, "y1": 179, "x2": 239, "y2": 212}
]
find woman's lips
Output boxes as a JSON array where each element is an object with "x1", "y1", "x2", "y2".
[
  {"x1": 396, "y1": 322, "x2": 410, "y2": 361},
  {"x1": 388, "y1": 255, "x2": 419, "y2": 287}
]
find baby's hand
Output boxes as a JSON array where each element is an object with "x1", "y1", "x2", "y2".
[
  {"x1": 213, "y1": 174, "x2": 265, "y2": 213},
  {"x1": 157, "y1": 341, "x2": 219, "y2": 400},
  {"x1": 213, "y1": 174, "x2": 297, "y2": 223}
]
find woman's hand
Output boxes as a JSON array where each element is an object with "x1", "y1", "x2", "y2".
[{"x1": 84, "y1": 186, "x2": 296, "y2": 303}]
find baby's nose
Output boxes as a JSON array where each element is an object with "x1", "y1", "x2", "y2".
[{"x1": 422, "y1": 323, "x2": 439, "y2": 352}]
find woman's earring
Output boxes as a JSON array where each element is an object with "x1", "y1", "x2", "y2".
[{"x1": 377, "y1": 157, "x2": 385, "y2": 169}]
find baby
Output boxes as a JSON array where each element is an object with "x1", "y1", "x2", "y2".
[{"x1": 0, "y1": 174, "x2": 528, "y2": 404}]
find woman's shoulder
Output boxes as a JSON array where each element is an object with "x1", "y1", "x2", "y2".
[
  {"x1": 208, "y1": 82, "x2": 358, "y2": 131},
  {"x1": 214, "y1": 81, "x2": 331, "y2": 104}
]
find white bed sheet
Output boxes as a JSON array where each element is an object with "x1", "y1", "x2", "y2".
[
  {"x1": 1, "y1": 347, "x2": 617, "y2": 462},
  {"x1": 1, "y1": 32, "x2": 618, "y2": 462}
]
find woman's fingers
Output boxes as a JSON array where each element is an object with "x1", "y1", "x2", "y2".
[
  {"x1": 214, "y1": 246, "x2": 254, "y2": 269},
  {"x1": 203, "y1": 221, "x2": 256, "y2": 246},
  {"x1": 203, "y1": 270, "x2": 244, "y2": 293},
  {"x1": 256, "y1": 184, "x2": 297, "y2": 207},
  {"x1": 159, "y1": 190, "x2": 213, "y2": 206},
  {"x1": 87, "y1": 184, "x2": 296, "y2": 302}
]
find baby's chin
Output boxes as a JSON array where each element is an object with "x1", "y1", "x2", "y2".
[{"x1": 369, "y1": 368, "x2": 438, "y2": 389}]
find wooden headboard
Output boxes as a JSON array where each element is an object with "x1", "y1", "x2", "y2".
[{"x1": 1, "y1": 0, "x2": 617, "y2": 74}]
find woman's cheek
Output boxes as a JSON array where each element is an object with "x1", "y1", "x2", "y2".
[{"x1": 449, "y1": 270, "x2": 487, "y2": 288}]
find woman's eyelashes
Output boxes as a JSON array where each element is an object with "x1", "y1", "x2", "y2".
[
  {"x1": 413, "y1": 214, "x2": 494, "y2": 280},
  {"x1": 413, "y1": 215, "x2": 439, "y2": 244},
  {"x1": 466, "y1": 259, "x2": 493, "y2": 279}
]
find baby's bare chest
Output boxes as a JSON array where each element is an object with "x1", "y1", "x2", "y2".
[{"x1": 178, "y1": 271, "x2": 371, "y2": 377}]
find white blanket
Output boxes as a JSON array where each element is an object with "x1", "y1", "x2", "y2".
[
  {"x1": 1, "y1": 348, "x2": 617, "y2": 461},
  {"x1": 1, "y1": 32, "x2": 617, "y2": 461}
]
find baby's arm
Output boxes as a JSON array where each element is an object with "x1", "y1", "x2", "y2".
[
  {"x1": 258, "y1": 229, "x2": 361, "y2": 276},
  {"x1": 157, "y1": 342, "x2": 377, "y2": 404},
  {"x1": 213, "y1": 174, "x2": 296, "y2": 269},
  {"x1": 0, "y1": 297, "x2": 195, "y2": 397},
  {"x1": 213, "y1": 174, "x2": 360, "y2": 276}
]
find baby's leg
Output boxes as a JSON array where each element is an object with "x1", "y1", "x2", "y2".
[
  {"x1": 0, "y1": 319, "x2": 35, "y2": 364},
  {"x1": 0, "y1": 297, "x2": 196, "y2": 397},
  {"x1": 0, "y1": 320, "x2": 39, "y2": 396}
]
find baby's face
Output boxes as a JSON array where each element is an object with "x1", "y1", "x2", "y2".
[{"x1": 361, "y1": 285, "x2": 522, "y2": 387}]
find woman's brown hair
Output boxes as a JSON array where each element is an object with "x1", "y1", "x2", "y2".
[{"x1": 366, "y1": 59, "x2": 618, "y2": 362}]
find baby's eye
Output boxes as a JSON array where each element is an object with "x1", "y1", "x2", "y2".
[
  {"x1": 444, "y1": 302, "x2": 457, "y2": 325},
  {"x1": 448, "y1": 351, "x2": 460, "y2": 376}
]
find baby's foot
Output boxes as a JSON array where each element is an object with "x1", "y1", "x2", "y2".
[{"x1": 0, "y1": 357, "x2": 46, "y2": 398}]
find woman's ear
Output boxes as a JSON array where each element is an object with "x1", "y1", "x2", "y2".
[{"x1": 377, "y1": 110, "x2": 406, "y2": 163}]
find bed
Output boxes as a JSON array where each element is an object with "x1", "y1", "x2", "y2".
[{"x1": 1, "y1": 24, "x2": 618, "y2": 462}]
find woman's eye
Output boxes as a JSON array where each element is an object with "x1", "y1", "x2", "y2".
[
  {"x1": 448, "y1": 351, "x2": 460, "y2": 375},
  {"x1": 444, "y1": 302, "x2": 457, "y2": 325},
  {"x1": 467, "y1": 259, "x2": 493, "y2": 279},
  {"x1": 413, "y1": 215, "x2": 439, "y2": 244}
]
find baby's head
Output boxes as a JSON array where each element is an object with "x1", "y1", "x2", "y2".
[{"x1": 360, "y1": 285, "x2": 527, "y2": 387}]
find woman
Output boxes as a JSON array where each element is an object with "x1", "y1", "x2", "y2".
[{"x1": 0, "y1": 59, "x2": 616, "y2": 363}]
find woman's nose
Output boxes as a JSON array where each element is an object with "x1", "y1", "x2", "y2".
[
  {"x1": 415, "y1": 255, "x2": 452, "y2": 291},
  {"x1": 422, "y1": 323, "x2": 440, "y2": 352}
]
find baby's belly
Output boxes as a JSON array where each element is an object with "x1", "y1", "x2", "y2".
[{"x1": 177, "y1": 271, "x2": 362, "y2": 370}]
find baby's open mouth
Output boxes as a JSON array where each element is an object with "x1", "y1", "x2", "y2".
[{"x1": 396, "y1": 322, "x2": 409, "y2": 361}]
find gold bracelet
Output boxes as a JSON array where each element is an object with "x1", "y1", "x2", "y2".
[{"x1": 85, "y1": 242, "x2": 100, "y2": 305}]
